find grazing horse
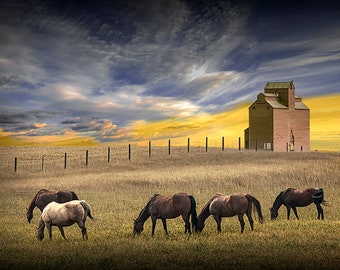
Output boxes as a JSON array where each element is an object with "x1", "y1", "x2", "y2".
[
  {"x1": 36, "y1": 200, "x2": 95, "y2": 241},
  {"x1": 195, "y1": 193, "x2": 264, "y2": 234},
  {"x1": 133, "y1": 193, "x2": 198, "y2": 236},
  {"x1": 270, "y1": 187, "x2": 326, "y2": 220},
  {"x1": 26, "y1": 189, "x2": 79, "y2": 223}
]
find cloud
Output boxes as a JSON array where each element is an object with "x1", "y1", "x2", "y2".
[
  {"x1": 60, "y1": 116, "x2": 118, "y2": 141},
  {"x1": 1, "y1": 0, "x2": 340, "y2": 146}
]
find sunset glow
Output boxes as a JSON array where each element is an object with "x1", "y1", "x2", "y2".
[{"x1": 1, "y1": 94, "x2": 339, "y2": 151}]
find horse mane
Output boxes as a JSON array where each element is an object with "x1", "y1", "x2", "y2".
[
  {"x1": 198, "y1": 194, "x2": 222, "y2": 221},
  {"x1": 272, "y1": 188, "x2": 295, "y2": 209},
  {"x1": 136, "y1": 194, "x2": 159, "y2": 222},
  {"x1": 272, "y1": 191, "x2": 284, "y2": 210},
  {"x1": 27, "y1": 189, "x2": 49, "y2": 212}
]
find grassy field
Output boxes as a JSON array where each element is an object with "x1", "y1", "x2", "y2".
[{"x1": 0, "y1": 146, "x2": 339, "y2": 269}]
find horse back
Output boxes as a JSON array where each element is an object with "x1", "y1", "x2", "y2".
[
  {"x1": 42, "y1": 201, "x2": 86, "y2": 225},
  {"x1": 150, "y1": 193, "x2": 190, "y2": 218},
  {"x1": 283, "y1": 188, "x2": 314, "y2": 207},
  {"x1": 210, "y1": 193, "x2": 248, "y2": 217},
  {"x1": 173, "y1": 193, "x2": 192, "y2": 214}
]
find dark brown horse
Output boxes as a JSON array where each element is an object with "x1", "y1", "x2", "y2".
[
  {"x1": 270, "y1": 187, "x2": 326, "y2": 220},
  {"x1": 195, "y1": 193, "x2": 264, "y2": 234},
  {"x1": 133, "y1": 193, "x2": 197, "y2": 236},
  {"x1": 36, "y1": 200, "x2": 95, "y2": 240},
  {"x1": 26, "y1": 189, "x2": 79, "y2": 223}
]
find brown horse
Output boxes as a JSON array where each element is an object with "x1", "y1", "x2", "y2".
[
  {"x1": 36, "y1": 200, "x2": 95, "y2": 241},
  {"x1": 26, "y1": 189, "x2": 79, "y2": 223},
  {"x1": 195, "y1": 193, "x2": 264, "y2": 234},
  {"x1": 133, "y1": 193, "x2": 197, "y2": 236},
  {"x1": 270, "y1": 187, "x2": 326, "y2": 220}
]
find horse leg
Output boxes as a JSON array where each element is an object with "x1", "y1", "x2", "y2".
[
  {"x1": 161, "y1": 218, "x2": 169, "y2": 235},
  {"x1": 46, "y1": 222, "x2": 52, "y2": 240},
  {"x1": 315, "y1": 203, "x2": 324, "y2": 220},
  {"x1": 151, "y1": 217, "x2": 157, "y2": 236},
  {"x1": 77, "y1": 221, "x2": 88, "y2": 240},
  {"x1": 286, "y1": 206, "x2": 291, "y2": 220},
  {"x1": 237, "y1": 214, "x2": 246, "y2": 233},
  {"x1": 181, "y1": 215, "x2": 191, "y2": 234},
  {"x1": 58, "y1": 226, "x2": 66, "y2": 239},
  {"x1": 213, "y1": 215, "x2": 222, "y2": 233},
  {"x1": 292, "y1": 207, "x2": 299, "y2": 220},
  {"x1": 245, "y1": 211, "x2": 254, "y2": 231}
]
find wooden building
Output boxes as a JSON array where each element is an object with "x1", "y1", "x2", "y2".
[{"x1": 244, "y1": 81, "x2": 310, "y2": 152}]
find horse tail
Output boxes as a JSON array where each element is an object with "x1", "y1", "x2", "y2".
[
  {"x1": 80, "y1": 200, "x2": 95, "y2": 221},
  {"x1": 312, "y1": 188, "x2": 328, "y2": 205},
  {"x1": 246, "y1": 194, "x2": 264, "y2": 224},
  {"x1": 71, "y1": 191, "x2": 79, "y2": 200},
  {"x1": 189, "y1": 195, "x2": 198, "y2": 229}
]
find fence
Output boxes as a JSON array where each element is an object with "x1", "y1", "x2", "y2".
[
  {"x1": 2, "y1": 136, "x2": 305, "y2": 174},
  {"x1": 1, "y1": 136, "x2": 245, "y2": 173}
]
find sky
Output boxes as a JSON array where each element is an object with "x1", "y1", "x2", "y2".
[{"x1": 0, "y1": 0, "x2": 339, "y2": 149}]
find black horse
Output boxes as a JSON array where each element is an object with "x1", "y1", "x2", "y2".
[
  {"x1": 270, "y1": 188, "x2": 326, "y2": 220},
  {"x1": 26, "y1": 189, "x2": 79, "y2": 223}
]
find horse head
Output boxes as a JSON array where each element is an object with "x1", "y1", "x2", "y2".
[
  {"x1": 195, "y1": 219, "x2": 205, "y2": 233},
  {"x1": 269, "y1": 207, "x2": 279, "y2": 220},
  {"x1": 133, "y1": 219, "x2": 144, "y2": 235}
]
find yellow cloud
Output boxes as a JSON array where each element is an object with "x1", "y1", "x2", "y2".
[
  {"x1": 130, "y1": 94, "x2": 340, "y2": 151},
  {"x1": 304, "y1": 94, "x2": 340, "y2": 151},
  {"x1": 131, "y1": 104, "x2": 248, "y2": 147}
]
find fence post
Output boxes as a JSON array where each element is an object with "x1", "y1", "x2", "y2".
[
  {"x1": 168, "y1": 140, "x2": 171, "y2": 155},
  {"x1": 42, "y1": 155, "x2": 44, "y2": 171},
  {"x1": 301, "y1": 145, "x2": 303, "y2": 152},
  {"x1": 108, "y1": 147, "x2": 110, "y2": 163},
  {"x1": 222, "y1": 137, "x2": 224, "y2": 151},
  {"x1": 206, "y1": 137, "x2": 208, "y2": 152},
  {"x1": 238, "y1": 137, "x2": 241, "y2": 151},
  {"x1": 64, "y1": 153, "x2": 67, "y2": 169},
  {"x1": 128, "y1": 144, "x2": 131, "y2": 160},
  {"x1": 286, "y1": 143, "x2": 288, "y2": 152},
  {"x1": 149, "y1": 141, "x2": 151, "y2": 157},
  {"x1": 85, "y1": 150, "x2": 88, "y2": 167},
  {"x1": 255, "y1": 139, "x2": 258, "y2": 152},
  {"x1": 187, "y1": 138, "x2": 190, "y2": 153},
  {"x1": 14, "y1": 157, "x2": 17, "y2": 172}
]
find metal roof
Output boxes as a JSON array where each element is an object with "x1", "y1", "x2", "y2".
[
  {"x1": 264, "y1": 81, "x2": 294, "y2": 89},
  {"x1": 295, "y1": 102, "x2": 309, "y2": 110},
  {"x1": 266, "y1": 100, "x2": 288, "y2": 109}
]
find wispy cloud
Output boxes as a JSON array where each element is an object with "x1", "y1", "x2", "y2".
[{"x1": 0, "y1": 0, "x2": 339, "y2": 144}]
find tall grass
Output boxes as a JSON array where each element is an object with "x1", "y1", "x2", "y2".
[{"x1": 0, "y1": 146, "x2": 339, "y2": 269}]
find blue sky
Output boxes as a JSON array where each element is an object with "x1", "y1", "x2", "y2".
[{"x1": 0, "y1": 0, "x2": 340, "y2": 143}]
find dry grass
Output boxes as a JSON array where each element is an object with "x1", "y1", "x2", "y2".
[{"x1": 0, "y1": 146, "x2": 339, "y2": 269}]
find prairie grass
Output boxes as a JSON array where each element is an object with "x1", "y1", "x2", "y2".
[{"x1": 0, "y1": 146, "x2": 339, "y2": 269}]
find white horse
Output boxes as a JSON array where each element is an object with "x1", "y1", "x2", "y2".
[{"x1": 36, "y1": 200, "x2": 95, "y2": 240}]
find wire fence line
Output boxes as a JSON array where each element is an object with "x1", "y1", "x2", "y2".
[{"x1": 1, "y1": 137, "x2": 244, "y2": 174}]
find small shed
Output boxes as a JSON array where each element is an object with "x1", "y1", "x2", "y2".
[{"x1": 245, "y1": 81, "x2": 310, "y2": 152}]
